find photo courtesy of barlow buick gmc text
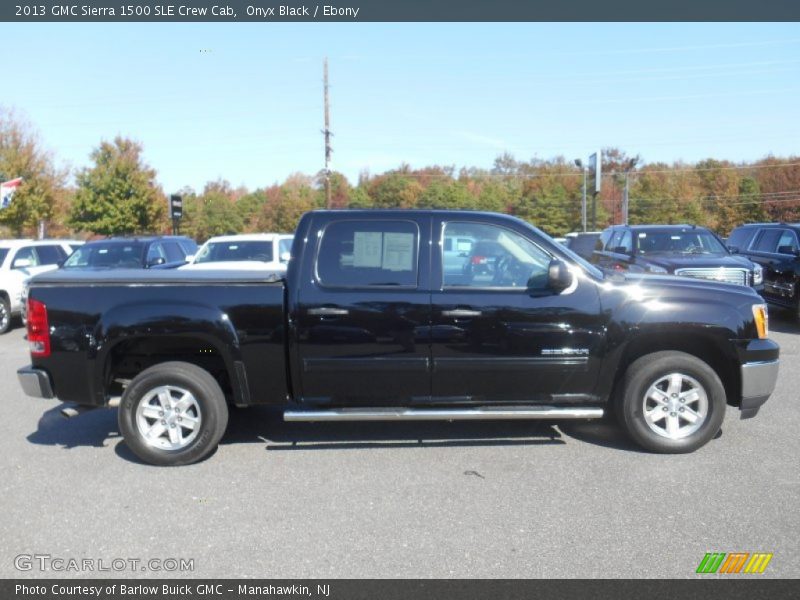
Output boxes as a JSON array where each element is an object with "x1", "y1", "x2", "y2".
[{"x1": 0, "y1": 1, "x2": 799, "y2": 596}]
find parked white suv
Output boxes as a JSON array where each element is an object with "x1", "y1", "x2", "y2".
[
  {"x1": 0, "y1": 239, "x2": 83, "y2": 334},
  {"x1": 181, "y1": 234, "x2": 294, "y2": 274}
]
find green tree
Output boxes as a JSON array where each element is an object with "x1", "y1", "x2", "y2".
[
  {"x1": 0, "y1": 108, "x2": 65, "y2": 237},
  {"x1": 70, "y1": 136, "x2": 165, "y2": 235},
  {"x1": 182, "y1": 180, "x2": 243, "y2": 241},
  {"x1": 737, "y1": 177, "x2": 766, "y2": 225}
]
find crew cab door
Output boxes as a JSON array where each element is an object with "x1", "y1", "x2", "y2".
[
  {"x1": 430, "y1": 217, "x2": 604, "y2": 404},
  {"x1": 292, "y1": 215, "x2": 432, "y2": 405}
]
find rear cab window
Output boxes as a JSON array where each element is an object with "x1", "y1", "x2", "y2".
[{"x1": 316, "y1": 220, "x2": 419, "y2": 288}]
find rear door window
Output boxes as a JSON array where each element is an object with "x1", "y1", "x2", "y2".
[
  {"x1": 727, "y1": 227, "x2": 757, "y2": 251},
  {"x1": 34, "y1": 244, "x2": 65, "y2": 265},
  {"x1": 752, "y1": 229, "x2": 783, "y2": 253},
  {"x1": 316, "y1": 220, "x2": 419, "y2": 288}
]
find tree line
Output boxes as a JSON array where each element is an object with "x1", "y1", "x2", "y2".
[{"x1": 2, "y1": 108, "x2": 799, "y2": 242}]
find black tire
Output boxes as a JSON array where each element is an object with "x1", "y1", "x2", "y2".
[
  {"x1": 618, "y1": 351, "x2": 726, "y2": 453},
  {"x1": 0, "y1": 296, "x2": 11, "y2": 335},
  {"x1": 118, "y1": 361, "x2": 229, "y2": 466}
]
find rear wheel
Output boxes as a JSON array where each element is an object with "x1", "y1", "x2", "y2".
[
  {"x1": 118, "y1": 362, "x2": 228, "y2": 466},
  {"x1": 0, "y1": 296, "x2": 11, "y2": 334},
  {"x1": 618, "y1": 351, "x2": 726, "y2": 453}
]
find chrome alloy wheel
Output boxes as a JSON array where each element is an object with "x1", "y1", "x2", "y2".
[
  {"x1": 135, "y1": 385, "x2": 202, "y2": 450},
  {"x1": 0, "y1": 302, "x2": 8, "y2": 332},
  {"x1": 642, "y1": 373, "x2": 708, "y2": 439}
]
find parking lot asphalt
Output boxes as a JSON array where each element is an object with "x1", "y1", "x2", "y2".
[{"x1": 0, "y1": 314, "x2": 798, "y2": 579}]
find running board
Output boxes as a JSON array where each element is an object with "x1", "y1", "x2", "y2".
[{"x1": 284, "y1": 406, "x2": 604, "y2": 422}]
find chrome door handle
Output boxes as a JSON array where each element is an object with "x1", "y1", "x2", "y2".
[
  {"x1": 442, "y1": 308, "x2": 482, "y2": 318},
  {"x1": 308, "y1": 307, "x2": 350, "y2": 316}
]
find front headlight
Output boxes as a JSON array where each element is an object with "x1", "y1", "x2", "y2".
[
  {"x1": 647, "y1": 264, "x2": 668, "y2": 274},
  {"x1": 752, "y1": 303, "x2": 769, "y2": 339},
  {"x1": 753, "y1": 264, "x2": 763, "y2": 285}
]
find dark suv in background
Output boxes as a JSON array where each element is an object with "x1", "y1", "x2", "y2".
[
  {"x1": 727, "y1": 223, "x2": 800, "y2": 317},
  {"x1": 591, "y1": 224, "x2": 763, "y2": 289},
  {"x1": 61, "y1": 236, "x2": 198, "y2": 270}
]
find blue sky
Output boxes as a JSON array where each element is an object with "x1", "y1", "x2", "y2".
[{"x1": 3, "y1": 22, "x2": 800, "y2": 192}]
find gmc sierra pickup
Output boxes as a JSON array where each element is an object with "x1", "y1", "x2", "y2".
[{"x1": 17, "y1": 210, "x2": 780, "y2": 465}]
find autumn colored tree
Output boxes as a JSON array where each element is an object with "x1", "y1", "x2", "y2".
[
  {"x1": 70, "y1": 137, "x2": 165, "y2": 236},
  {"x1": 0, "y1": 108, "x2": 66, "y2": 237}
]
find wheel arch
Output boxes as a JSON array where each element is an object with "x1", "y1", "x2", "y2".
[{"x1": 609, "y1": 331, "x2": 741, "y2": 409}]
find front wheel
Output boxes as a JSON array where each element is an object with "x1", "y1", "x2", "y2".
[
  {"x1": 0, "y1": 296, "x2": 10, "y2": 334},
  {"x1": 618, "y1": 351, "x2": 726, "y2": 453},
  {"x1": 118, "y1": 362, "x2": 229, "y2": 466}
]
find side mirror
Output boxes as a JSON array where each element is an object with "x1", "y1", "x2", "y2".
[
  {"x1": 545, "y1": 259, "x2": 573, "y2": 293},
  {"x1": 777, "y1": 245, "x2": 798, "y2": 256},
  {"x1": 184, "y1": 254, "x2": 194, "y2": 262},
  {"x1": 280, "y1": 251, "x2": 291, "y2": 263},
  {"x1": 728, "y1": 245, "x2": 739, "y2": 254},
  {"x1": 12, "y1": 258, "x2": 33, "y2": 269},
  {"x1": 56, "y1": 259, "x2": 65, "y2": 268},
  {"x1": 613, "y1": 246, "x2": 630, "y2": 255},
  {"x1": 147, "y1": 257, "x2": 166, "y2": 267}
]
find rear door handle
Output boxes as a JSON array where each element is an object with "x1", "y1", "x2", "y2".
[
  {"x1": 442, "y1": 308, "x2": 482, "y2": 318},
  {"x1": 308, "y1": 307, "x2": 350, "y2": 316}
]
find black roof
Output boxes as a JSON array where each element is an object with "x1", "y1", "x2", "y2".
[
  {"x1": 732, "y1": 222, "x2": 800, "y2": 229},
  {"x1": 606, "y1": 224, "x2": 706, "y2": 231}
]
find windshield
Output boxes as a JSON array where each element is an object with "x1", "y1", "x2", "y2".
[
  {"x1": 63, "y1": 242, "x2": 146, "y2": 268},
  {"x1": 636, "y1": 230, "x2": 727, "y2": 255},
  {"x1": 0, "y1": 248, "x2": 8, "y2": 267},
  {"x1": 194, "y1": 240, "x2": 274, "y2": 263}
]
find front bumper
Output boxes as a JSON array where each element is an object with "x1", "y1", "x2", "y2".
[
  {"x1": 17, "y1": 366, "x2": 54, "y2": 399},
  {"x1": 740, "y1": 359, "x2": 779, "y2": 419}
]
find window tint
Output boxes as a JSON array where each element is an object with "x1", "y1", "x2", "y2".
[
  {"x1": 278, "y1": 238, "x2": 293, "y2": 261},
  {"x1": 0, "y1": 249, "x2": 8, "y2": 266},
  {"x1": 753, "y1": 229, "x2": 783, "y2": 253},
  {"x1": 605, "y1": 230, "x2": 623, "y2": 251},
  {"x1": 147, "y1": 243, "x2": 167, "y2": 263},
  {"x1": 12, "y1": 246, "x2": 38, "y2": 268},
  {"x1": 195, "y1": 240, "x2": 274, "y2": 263},
  {"x1": 727, "y1": 227, "x2": 756, "y2": 251},
  {"x1": 163, "y1": 241, "x2": 185, "y2": 263},
  {"x1": 317, "y1": 220, "x2": 418, "y2": 288},
  {"x1": 617, "y1": 231, "x2": 633, "y2": 254},
  {"x1": 34, "y1": 245, "x2": 65, "y2": 265},
  {"x1": 64, "y1": 242, "x2": 146, "y2": 268},
  {"x1": 776, "y1": 230, "x2": 798, "y2": 255},
  {"x1": 177, "y1": 239, "x2": 198, "y2": 255},
  {"x1": 443, "y1": 222, "x2": 551, "y2": 289}
]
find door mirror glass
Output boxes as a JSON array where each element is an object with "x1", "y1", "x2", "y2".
[{"x1": 544, "y1": 259, "x2": 573, "y2": 293}]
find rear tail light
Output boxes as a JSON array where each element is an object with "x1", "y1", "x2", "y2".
[
  {"x1": 471, "y1": 256, "x2": 487, "y2": 265},
  {"x1": 27, "y1": 298, "x2": 51, "y2": 357}
]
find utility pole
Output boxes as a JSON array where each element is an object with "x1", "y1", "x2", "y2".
[
  {"x1": 575, "y1": 159, "x2": 587, "y2": 232},
  {"x1": 621, "y1": 157, "x2": 638, "y2": 225},
  {"x1": 323, "y1": 57, "x2": 332, "y2": 209}
]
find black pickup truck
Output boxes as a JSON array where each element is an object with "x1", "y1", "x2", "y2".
[{"x1": 18, "y1": 210, "x2": 780, "y2": 465}]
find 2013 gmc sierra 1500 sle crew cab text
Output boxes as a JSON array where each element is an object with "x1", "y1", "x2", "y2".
[{"x1": 17, "y1": 210, "x2": 780, "y2": 465}]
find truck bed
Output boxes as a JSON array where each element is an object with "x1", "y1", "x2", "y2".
[{"x1": 28, "y1": 268, "x2": 289, "y2": 407}]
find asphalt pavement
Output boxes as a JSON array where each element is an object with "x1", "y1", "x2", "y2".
[{"x1": 0, "y1": 313, "x2": 798, "y2": 578}]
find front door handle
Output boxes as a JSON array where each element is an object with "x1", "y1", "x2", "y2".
[
  {"x1": 308, "y1": 307, "x2": 350, "y2": 316},
  {"x1": 442, "y1": 308, "x2": 482, "y2": 318}
]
